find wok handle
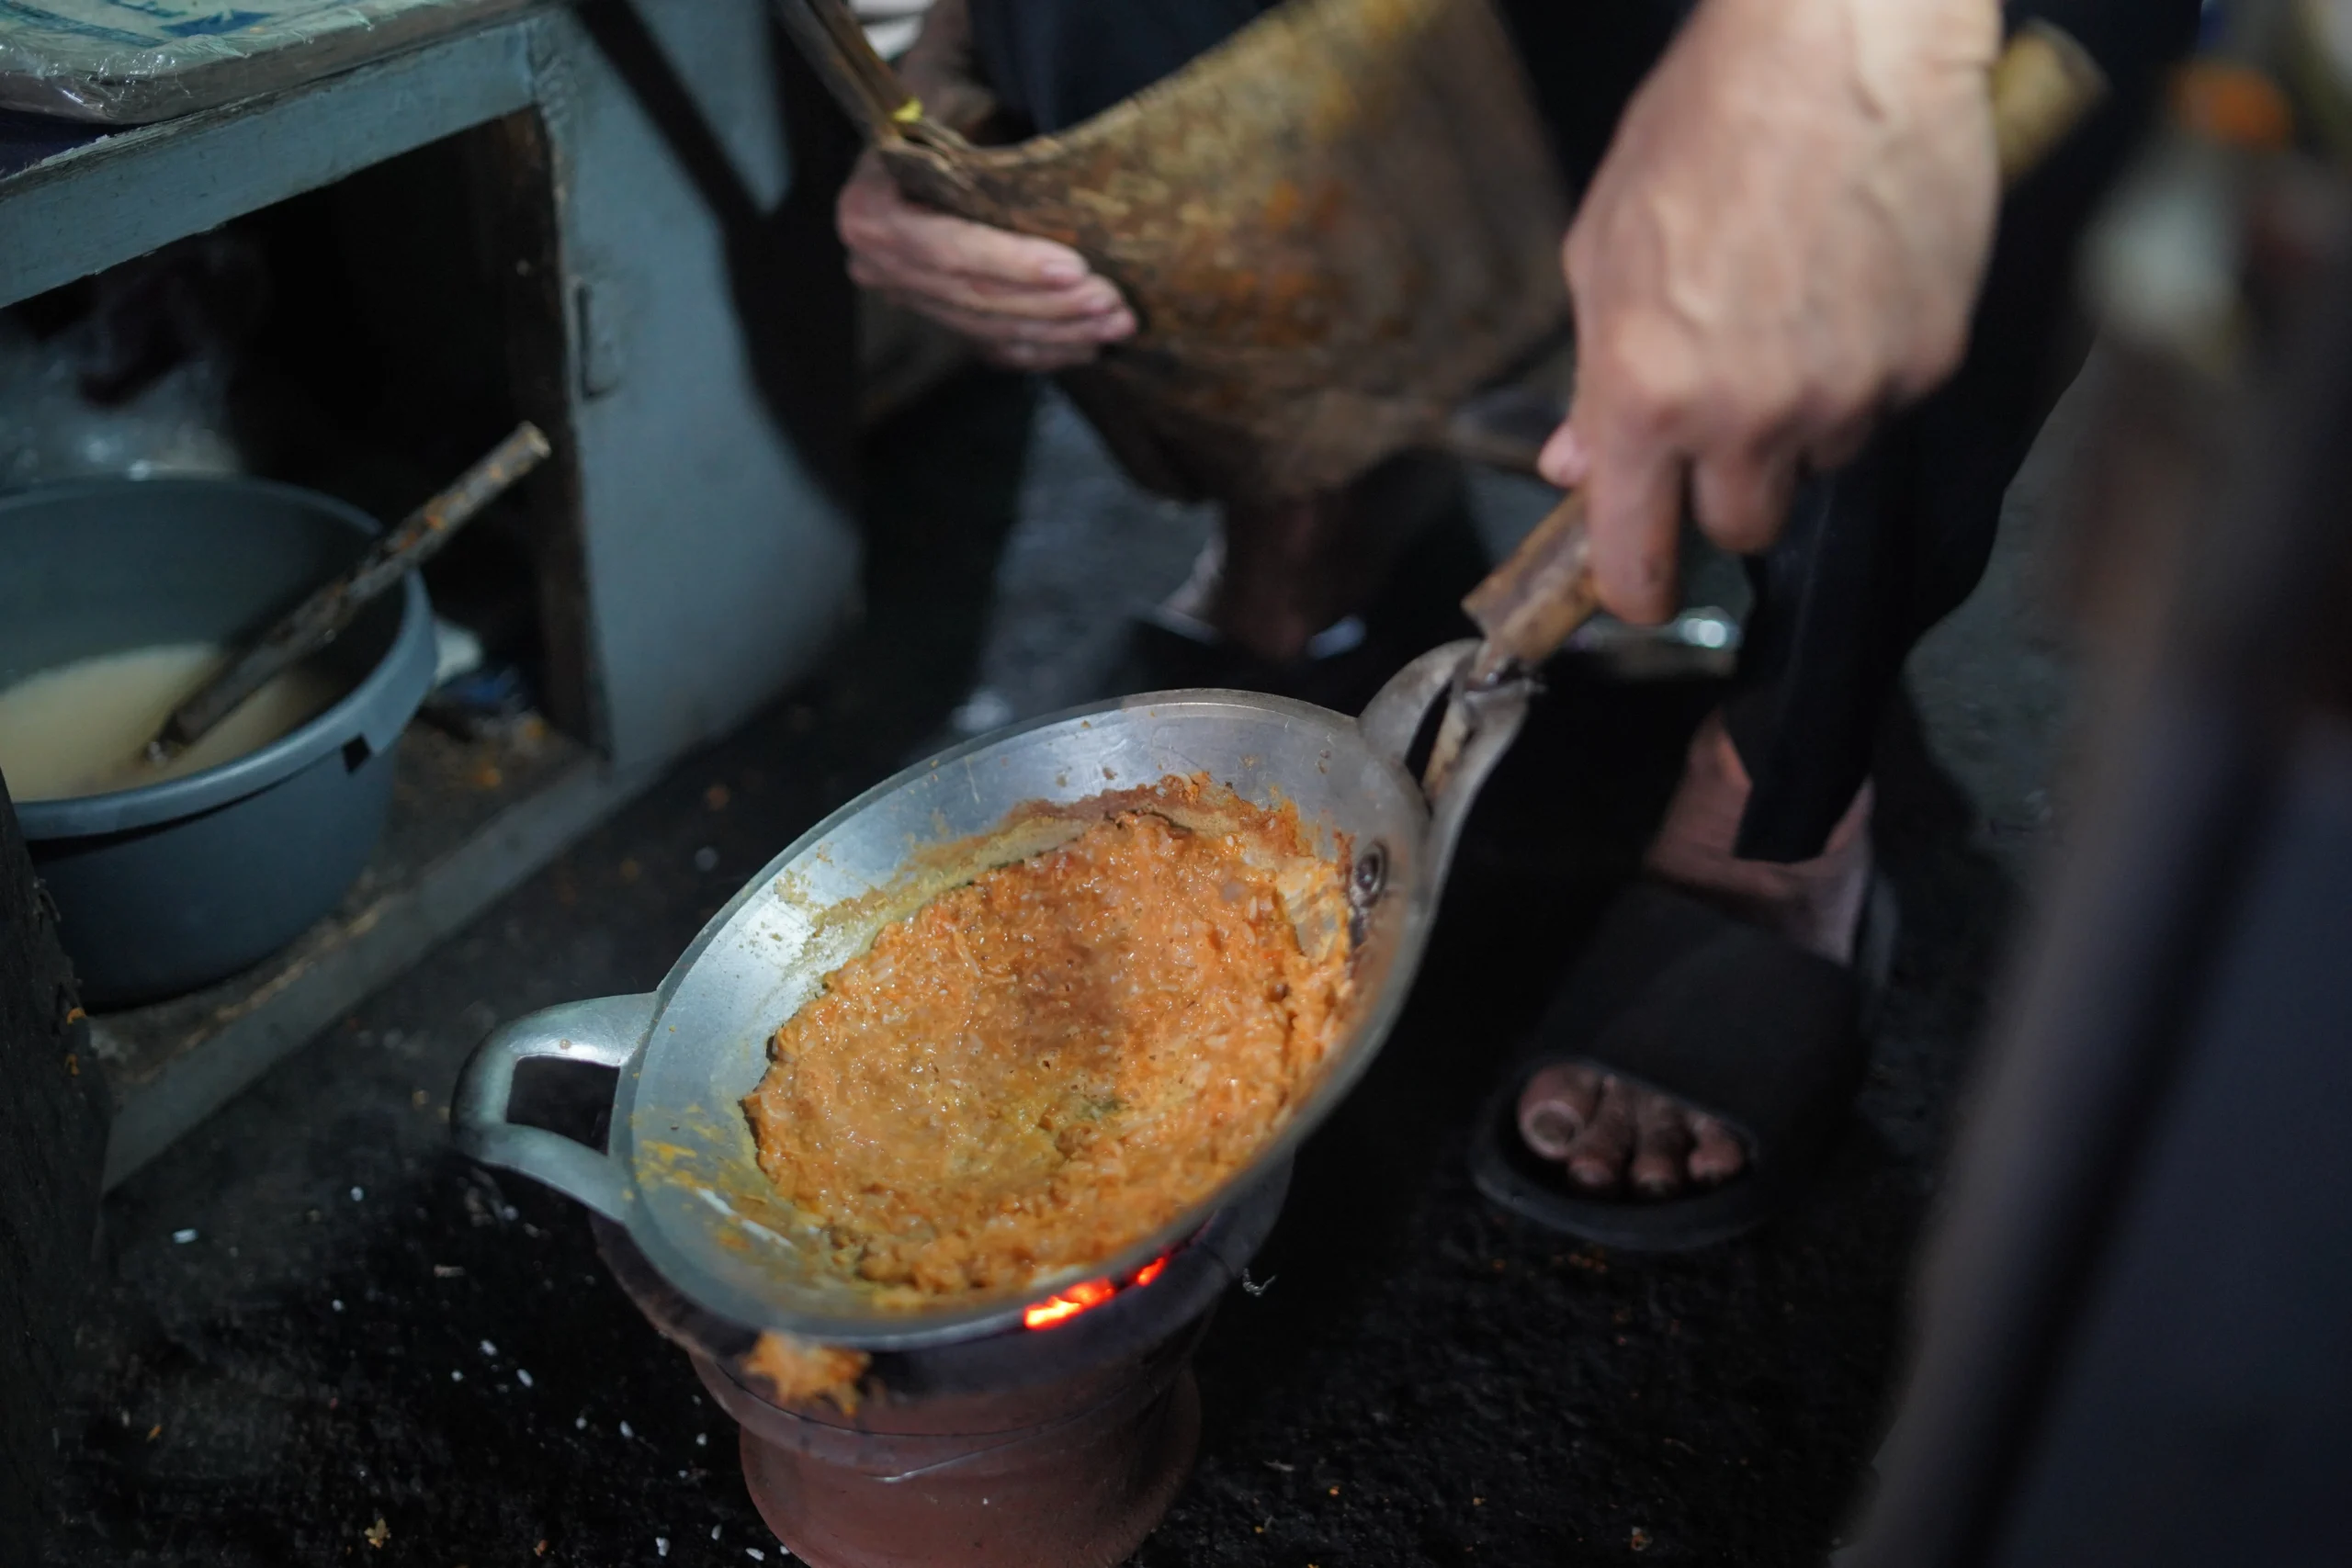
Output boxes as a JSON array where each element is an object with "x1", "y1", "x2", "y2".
[
  {"x1": 1454, "y1": 22, "x2": 2109, "y2": 685},
  {"x1": 452, "y1": 993, "x2": 658, "y2": 1225},
  {"x1": 1359, "y1": 639, "x2": 1533, "y2": 889},
  {"x1": 1360, "y1": 638, "x2": 1484, "y2": 779}
]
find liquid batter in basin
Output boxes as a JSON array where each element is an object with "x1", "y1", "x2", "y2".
[{"x1": 0, "y1": 641, "x2": 343, "y2": 800}]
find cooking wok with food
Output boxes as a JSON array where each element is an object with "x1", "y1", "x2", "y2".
[
  {"x1": 452, "y1": 21, "x2": 2102, "y2": 1348},
  {"x1": 454, "y1": 640, "x2": 1525, "y2": 1350}
]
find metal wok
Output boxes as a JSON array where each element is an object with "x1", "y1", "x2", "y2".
[{"x1": 454, "y1": 645, "x2": 1525, "y2": 1349}]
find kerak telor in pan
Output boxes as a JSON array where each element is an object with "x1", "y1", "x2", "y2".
[{"x1": 455, "y1": 644, "x2": 1525, "y2": 1349}]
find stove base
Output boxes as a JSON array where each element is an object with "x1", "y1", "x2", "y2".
[
  {"x1": 722, "y1": 1361, "x2": 1201, "y2": 1568},
  {"x1": 590, "y1": 1174, "x2": 1290, "y2": 1568}
]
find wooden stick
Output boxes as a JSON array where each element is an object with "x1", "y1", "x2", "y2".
[
  {"x1": 766, "y1": 0, "x2": 927, "y2": 142},
  {"x1": 152, "y1": 423, "x2": 552, "y2": 757}
]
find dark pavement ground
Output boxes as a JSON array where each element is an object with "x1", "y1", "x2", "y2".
[{"x1": 38, "y1": 364, "x2": 2093, "y2": 1568}]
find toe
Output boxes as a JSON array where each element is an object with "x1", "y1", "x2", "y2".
[
  {"x1": 1628, "y1": 1088, "x2": 1695, "y2": 1198},
  {"x1": 1517, "y1": 1063, "x2": 1603, "y2": 1160},
  {"x1": 1559, "y1": 1076, "x2": 1637, "y2": 1192},
  {"x1": 1687, "y1": 1112, "x2": 1747, "y2": 1186}
]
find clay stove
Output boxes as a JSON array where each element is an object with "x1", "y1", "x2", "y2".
[{"x1": 593, "y1": 1167, "x2": 1288, "y2": 1568}]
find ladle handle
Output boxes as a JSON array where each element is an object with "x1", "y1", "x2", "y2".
[
  {"x1": 157, "y1": 423, "x2": 550, "y2": 755},
  {"x1": 1454, "y1": 22, "x2": 2109, "y2": 683},
  {"x1": 452, "y1": 993, "x2": 658, "y2": 1225}
]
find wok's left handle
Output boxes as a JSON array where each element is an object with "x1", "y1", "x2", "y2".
[{"x1": 452, "y1": 993, "x2": 658, "y2": 1225}]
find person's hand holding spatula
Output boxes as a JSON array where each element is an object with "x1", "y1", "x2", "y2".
[{"x1": 1533, "y1": 0, "x2": 2004, "y2": 626}]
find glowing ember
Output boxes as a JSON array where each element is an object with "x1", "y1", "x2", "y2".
[
  {"x1": 1021, "y1": 1252, "x2": 1177, "y2": 1330},
  {"x1": 1024, "y1": 1278, "x2": 1115, "y2": 1329}
]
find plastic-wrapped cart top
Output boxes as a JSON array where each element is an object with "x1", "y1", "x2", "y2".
[{"x1": 0, "y1": 0, "x2": 534, "y2": 124}]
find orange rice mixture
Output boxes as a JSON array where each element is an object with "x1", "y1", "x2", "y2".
[{"x1": 742, "y1": 775, "x2": 1351, "y2": 1295}]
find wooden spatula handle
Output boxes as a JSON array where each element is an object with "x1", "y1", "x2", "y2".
[
  {"x1": 1456, "y1": 22, "x2": 2108, "y2": 681},
  {"x1": 1459, "y1": 489, "x2": 1600, "y2": 684},
  {"x1": 768, "y1": 0, "x2": 922, "y2": 141}
]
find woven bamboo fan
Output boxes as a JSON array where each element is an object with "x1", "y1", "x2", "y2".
[{"x1": 775, "y1": 0, "x2": 1571, "y2": 502}]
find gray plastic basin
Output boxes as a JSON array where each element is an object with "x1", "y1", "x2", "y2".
[{"x1": 0, "y1": 478, "x2": 437, "y2": 1009}]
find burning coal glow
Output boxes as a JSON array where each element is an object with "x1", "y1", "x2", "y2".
[{"x1": 1023, "y1": 1254, "x2": 1174, "y2": 1330}]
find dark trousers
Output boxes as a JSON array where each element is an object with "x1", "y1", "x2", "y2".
[{"x1": 967, "y1": 0, "x2": 2194, "y2": 860}]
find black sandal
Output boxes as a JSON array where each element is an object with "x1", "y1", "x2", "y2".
[{"x1": 1469, "y1": 876, "x2": 1894, "y2": 1251}]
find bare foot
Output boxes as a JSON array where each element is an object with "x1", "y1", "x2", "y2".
[{"x1": 1515, "y1": 713, "x2": 1871, "y2": 1198}]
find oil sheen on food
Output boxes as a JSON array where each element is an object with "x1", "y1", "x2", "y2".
[
  {"x1": 743, "y1": 774, "x2": 1353, "y2": 1297},
  {"x1": 0, "y1": 643, "x2": 342, "y2": 801}
]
